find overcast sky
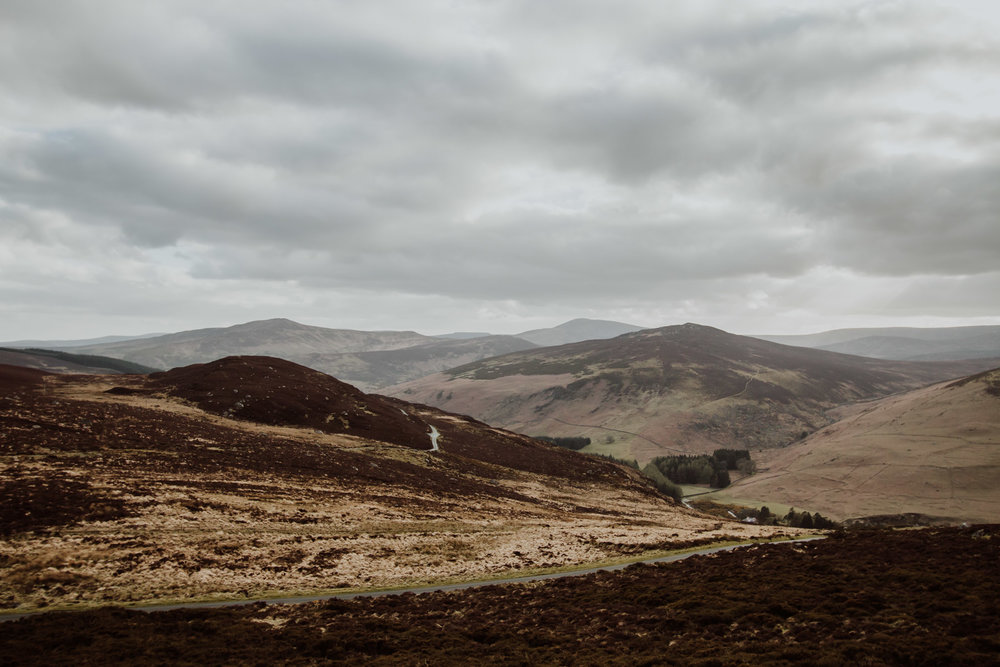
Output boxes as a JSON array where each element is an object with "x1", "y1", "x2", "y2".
[{"x1": 2, "y1": 0, "x2": 999, "y2": 340}]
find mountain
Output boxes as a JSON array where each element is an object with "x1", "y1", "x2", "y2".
[
  {"x1": 56, "y1": 318, "x2": 536, "y2": 390},
  {"x1": 515, "y1": 318, "x2": 645, "y2": 346},
  {"x1": 0, "y1": 357, "x2": 789, "y2": 613},
  {"x1": 757, "y1": 325, "x2": 1000, "y2": 361},
  {"x1": 722, "y1": 367, "x2": 1000, "y2": 524},
  {"x1": 387, "y1": 323, "x2": 998, "y2": 462}
]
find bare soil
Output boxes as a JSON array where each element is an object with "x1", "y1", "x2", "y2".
[{"x1": 1, "y1": 526, "x2": 997, "y2": 665}]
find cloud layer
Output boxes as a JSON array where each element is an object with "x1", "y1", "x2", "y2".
[{"x1": 1, "y1": 0, "x2": 998, "y2": 338}]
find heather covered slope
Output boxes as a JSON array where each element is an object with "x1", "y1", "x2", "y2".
[
  {"x1": 0, "y1": 358, "x2": 789, "y2": 613},
  {"x1": 389, "y1": 324, "x2": 994, "y2": 461},
  {"x1": 723, "y1": 367, "x2": 1000, "y2": 524}
]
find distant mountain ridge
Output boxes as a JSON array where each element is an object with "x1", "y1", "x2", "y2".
[
  {"x1": 11, "y1": 317, "x2": 641, "y2": 390},
  {"x1": 0, "y1": 332, "x2": 164, "y2": 349},
  {"x1": 757, "y1": 325, "x2": 1000, "y2": 361}
]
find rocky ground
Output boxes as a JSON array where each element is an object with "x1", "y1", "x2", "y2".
[
  {"x1": 1, "y1": 526, "x2": 997, "y2": 665},
  {"x1": 0, "y1": 360, "x2": 791, "y2": 613}
]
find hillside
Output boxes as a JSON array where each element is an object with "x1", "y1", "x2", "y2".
[
  {"x1": 719, "y1": 367, "x2": 1000, "y2": 524},
  {"x1": 0, "y1": 358, "x2": 789, "y2": 613},
  {"x1": 758, "y1": 325, "x2": 1000, "y2": 361},
  {"x1": 388, "y1": 324, "x2": 997, "y2": 462},
  {"x1": 59, "y1": 319, "x2": 537, "y2": 391},
  {"x1": 0, "y1": 348, "x2": 158, "y2": 375}
]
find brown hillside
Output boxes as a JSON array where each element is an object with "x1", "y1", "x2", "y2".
[
  {"x1": 0, "y1": 359, "x2": 792, "y2": 613},
  {"x1": 147, "y1": 356, "x2": 432, "y2": 451},
  {"x1": 722, "y1": 367, "x2": 1000, "y2": 524},
  {"x1": 388, "y1": 324, "x2": 996, "y2": 461}
]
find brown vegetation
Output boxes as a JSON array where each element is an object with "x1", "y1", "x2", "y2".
[{"x1": 2, "y1": 526, "x2": 997, "y2": 665}]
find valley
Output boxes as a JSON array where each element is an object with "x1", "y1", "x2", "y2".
[{"x1": 2, "y1": 322, "x2": 999, "y2": 664}]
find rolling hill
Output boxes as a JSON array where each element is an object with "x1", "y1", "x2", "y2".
[
  {"x1": 0, "y1": 358, "x2": 788, "y2": 613},
  {"x1": 719, "y1": 367, "x2": 1000, "y2": 524},
  {"x1": 387, "y1": 323, "x2": 998, "y2": 462}
]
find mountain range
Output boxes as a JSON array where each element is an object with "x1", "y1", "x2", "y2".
[{"x1": 1, "y1": 318, "x2": 643, "y2": 391}]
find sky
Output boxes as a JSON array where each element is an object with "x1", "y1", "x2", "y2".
[{"x1": 2, "y1": 0, "x2": 999, "y2": 341}]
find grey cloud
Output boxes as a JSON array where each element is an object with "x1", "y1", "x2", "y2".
[
  {"x1": 797, "y1": 160, "x2": 1000, "y2": 276},
  {"x1": 1, "y1": 0, "x2": 998, "y2": 339}
]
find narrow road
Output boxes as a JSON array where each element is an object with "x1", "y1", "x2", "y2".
[{"x1": 0, "y1": 537, "x2": 823, "y2": 621}]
